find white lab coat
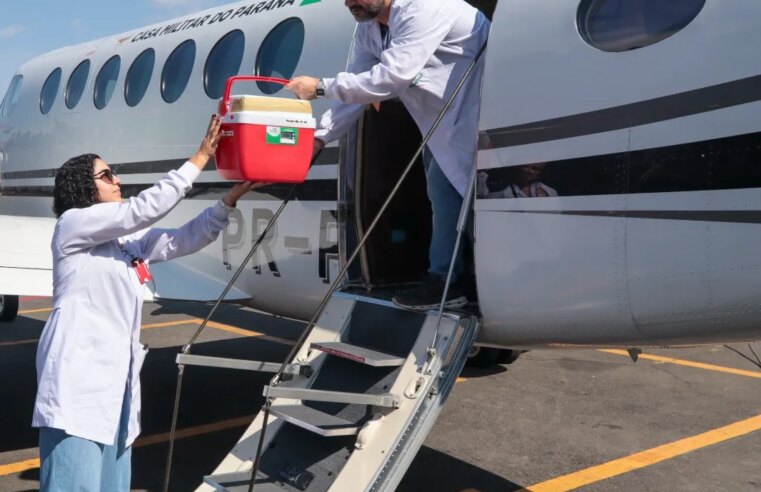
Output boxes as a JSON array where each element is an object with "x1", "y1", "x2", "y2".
[
  {"x1": 317, "y1": 0, "x2": 490, "y2": 196},
  {"x1": 33, "y1": 162, "x2": 232, "y2": 446}
]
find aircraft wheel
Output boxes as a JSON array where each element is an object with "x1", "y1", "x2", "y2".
[
  {"x1": 497, "y1": 349, "x2": 523, "y2": 365},
  {"x1": 0, "y1": 295, "x2": 19, "y2": 322},
  {"x1": 466, "y1": 345, "x2": 500, "y2": 367}
]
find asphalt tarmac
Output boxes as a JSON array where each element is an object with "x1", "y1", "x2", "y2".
[{"x1": 1, "y1": 297, "x2": 760, "y2": 491}]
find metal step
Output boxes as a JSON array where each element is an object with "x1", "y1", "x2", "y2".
[
  {"x1": 271, "y1": 404, "x2": 361, "y2": 437},
  {"x1": 204, "y1": 470, "x2": 250, "y2": 491},
  {"x1": 311, "y1": 341, "x2": 406, "y2": 367},
  {"x1": 176, "y1": 354, "x2": 311, "y2": 378},
  {"x1": 264, "y1": 386, "x2": 400, "y2": 408},
  {"x1": 205, "y1": 468, "x2": 316, "y2": 492}
]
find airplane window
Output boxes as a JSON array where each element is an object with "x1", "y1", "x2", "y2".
[
  {"x1": 204, "y1": 30, "x2": 244, "y2": 99},
  {"x1": 66, "y1": 60, "x2": 91, "y2": 109},
  {"x1": 94, "y1": 55, "x2": 121, "y2": 110},
  {"x1": 578, "y1": 0, "x2": 706, "y2": 52},
  {"x1": 40, "y1": 68, "x2": 62, "y2": 115},
  {"x1": 125, "y1": 48, "x2": 155, "y2": 107},
  {"x1": 256, "y1": 18, "x2": 305, "y2": 94},
  {"x1": 162, "y1": 39, "x2": 196, "y2": 104},
  {"x1": 1, "y1": 75, "x2": 23, "y2": 118}
]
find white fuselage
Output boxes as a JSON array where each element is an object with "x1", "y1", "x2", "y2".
[{"x1": 2, "y1": 0, "x2": 761, "y2": 348}]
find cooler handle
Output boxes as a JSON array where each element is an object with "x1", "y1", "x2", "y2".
[{"x1": 221, "y1": 76, "x2": 292, "y2": 116}]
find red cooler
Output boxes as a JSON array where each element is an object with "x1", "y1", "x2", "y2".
[{"x1": 216, "y1": 76, "x2": 316, "y2": 183}]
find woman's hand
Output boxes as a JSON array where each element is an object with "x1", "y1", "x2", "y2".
[
  {"x1": 189, "y1": 114, "x2": 224, "y2": 171},
  {"x1": 223, "y1": 181, "x2": 267, "y2": 208},
  {"x1": 312, "y1": 138, "x2": 325, "y2": 161}
]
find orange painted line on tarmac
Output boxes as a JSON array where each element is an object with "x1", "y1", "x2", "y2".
[
  {"x1": 522, "y1": 413, "x2": 761, "y2": 492},
  {"x1": 0, "y1": 338, "x2": 38, "y2": 348},
  {"x1": 0, "y1": 458, "x2": 40, "y2": 476},
  {"x1": 133, "y1": 415, "x2": 254, "y2": 448},
  {"x1": 1, "y1": 318, "x2": 293, "y2": 349},
  {"x1": 140, "y1": 317, "x2": 294, "y2": 345},
  {"x1": 0, "y1": 416, "x2": 254, "y2": 477},
  {"x1": 456, "y1": 377, "x2": 467, "y2": 383},
  {"x1": 204, "y1": 320, "x2": 295, "y2": 346},
  {"x1": 600, "y1": 349, "x2": 761, "y2": 380},
  {"x1": 17, "y1": 308, "x2": 53, "y2": 315},
  {"x1": 140, "y1": 319, "x2": 199, "y2": 331}
]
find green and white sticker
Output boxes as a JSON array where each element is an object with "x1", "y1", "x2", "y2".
[{"x1": 266, "y1": 126, "x2": 299, "y2": 145}]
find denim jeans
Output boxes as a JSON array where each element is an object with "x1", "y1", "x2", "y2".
[
  {"x1": 423, "y1": 148, "x2": 465, "y2": 283},
  {"x1": 39, "y1": 384, "x2": 131, "y2": 492}
]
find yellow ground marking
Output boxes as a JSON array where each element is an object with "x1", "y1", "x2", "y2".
[
  {"x1": 140, "y1": 318, "x2": 294, "y2": 346},
  {"x1": 0, "y1": 416, "x2": 254, "y2": 477},
  {"x1": 17, "y1": 308, "x2": 53, "y2": 315},
  {"x1": 140, "y1": 319, "x2": 199, "y2": 331},
  {"x1": 523, "y1": 413, "x2": 761, "y2": 492},
  {"x1": 203, "y1": 320, "x2": 294, "y2": 346},
  {"x1": 132, "y1": 415, "x2": 254, "y2": 448},
  {"x1": 0, "y1": 339, "x2": 38, "y2": 348},
  {"x1": 0, "y1": 458, "x2": 40, "y2": 476},
  {"x1": 600, "y1": 349, "x2": 761, "y2": 380},
  {"x1": 1, "y1": 317, "x2": 295, "y2": 349},
  {"x1": 456, "y1": 377, "x2": 467, "y2": 383}
]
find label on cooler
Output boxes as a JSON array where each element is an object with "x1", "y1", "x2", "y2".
[{"x1": 266, "y1": 126, "x2": 299, "y2": 145}]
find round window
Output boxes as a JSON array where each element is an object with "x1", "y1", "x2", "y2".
[
  {"x1": 578, "y1": 0, "x2": 706, "y2": 52},
  {"x1": 94, "y1": 56, "x2": 121, "y2": 110},
  {"x1": 125, "y1": 48, "x2": 155, "y2": 107},
  {"x1": 66, "y1": 60, "x2": 91, "y2": 109},
  {"x1": 40, "y1": 68, "x2": 62, "y2": 115},
  {"x1": 204, "y1": 30, "x2": 245, "y2": 99},
  {"x1": 162, "y1": 40, "x2": 196, "y2": 104},
  {"x1": 256, "y1": 18, "x2": 305, "y2": 94},
  {"x1": 1, "y1": 75, "x2": 24, "y2": 118}
]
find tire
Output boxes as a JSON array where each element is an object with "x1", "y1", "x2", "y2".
[
  {"x1": 497, "y1": 349, "x2": 522, "y2": 365},
  {"x1": 466, "y1": 345, "x2": 500, "y2": 367},
  {"x1": 0, "y1": 295, "x2": 19, "y2": 322}
]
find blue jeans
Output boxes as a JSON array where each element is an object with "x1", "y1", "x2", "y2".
[
  {"x1": 39, "y1": 385, "x2": 132, "y2": 492},
  {"x1": 423, "y1": 148, "x2": 465, "y2": 283}
]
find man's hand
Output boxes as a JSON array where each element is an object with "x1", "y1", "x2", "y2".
[{"x1": 286, "y1": 76, "x2": 320, "y2": 100}]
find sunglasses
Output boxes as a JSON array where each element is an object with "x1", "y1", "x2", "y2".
[{"x1": 93, "y1": 169, "x2": 118, "y2": 183}]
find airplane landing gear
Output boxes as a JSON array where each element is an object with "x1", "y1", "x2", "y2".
[
  {"x1": 466, "y1": 346, "x2": 522, "y2": 367},
  {"x1": 0, "y1": 295, "x2": 19, "y2": 322}
]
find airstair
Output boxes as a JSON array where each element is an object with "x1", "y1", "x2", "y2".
[
  {"x1": 194, "y1": 291, "x2": 478, "y2": 491},
  {"x1": 163, "y1": 41, "x2": 489, "y2": 492}
]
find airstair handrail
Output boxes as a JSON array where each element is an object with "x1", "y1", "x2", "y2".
[{"x1": 247, "y1": 40, "x2": 490, "y2": 492}]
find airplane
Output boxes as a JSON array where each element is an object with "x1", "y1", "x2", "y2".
[{"x1": 1, "y1": 0, "x2": 760, "y2": 489}]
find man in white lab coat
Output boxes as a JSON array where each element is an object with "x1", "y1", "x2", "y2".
[{"x1": 287, "y1": 0, "x2": 490, "y2": 310}]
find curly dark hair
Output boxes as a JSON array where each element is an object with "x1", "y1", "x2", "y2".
[{"x1": 53, "y1": 154, "x2": 101, "y2": 218}]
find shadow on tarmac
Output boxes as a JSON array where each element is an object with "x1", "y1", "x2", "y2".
[
  {"x1": 4, "y1": 303, "x2": 521, "y2": 491},
  {"x1": 400, "y1": 445, "x2": 525, "y2": 491},
  {"x1": 4, "y1": 322, "x2": 292, "y2": 490}
]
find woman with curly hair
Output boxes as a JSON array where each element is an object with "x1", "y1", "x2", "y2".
[{"x1": 34, "y1": 115, "x2": 261, "y2": 491}]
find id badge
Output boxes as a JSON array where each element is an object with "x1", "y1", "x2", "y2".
[{"x1": 132, "y1": 259, "x2": 153, "y2": 285}]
